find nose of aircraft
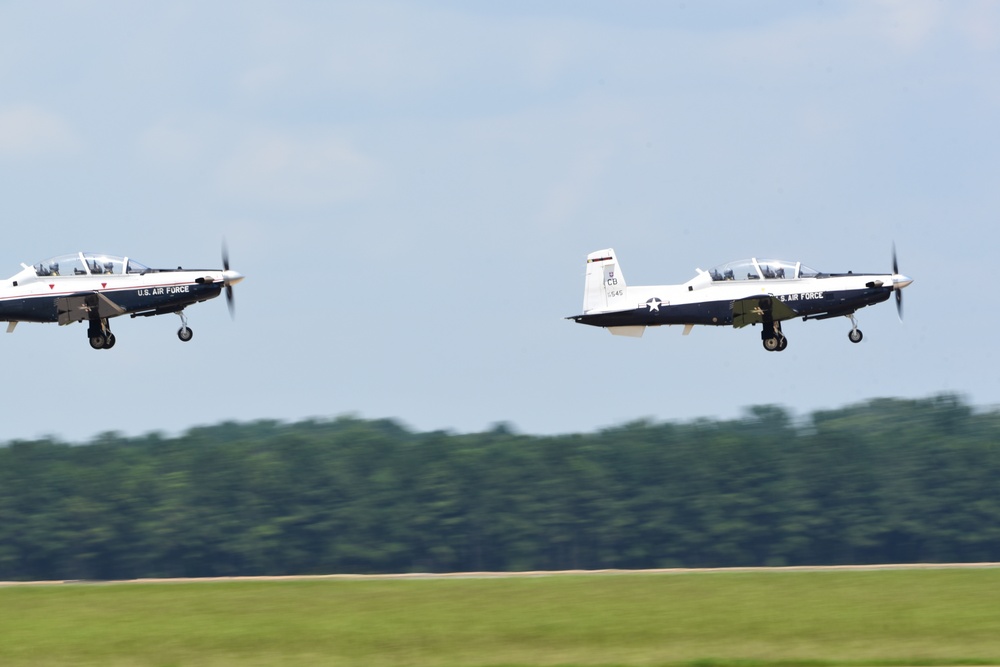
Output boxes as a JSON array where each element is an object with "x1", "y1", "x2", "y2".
[
  {"x1": 222, "y1": 269, "x2": 244, "y2": 286},
  {"x1": 892, "y1": 273, "x2": 913, "y2": 290}
]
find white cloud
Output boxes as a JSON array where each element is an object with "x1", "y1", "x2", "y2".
[
  {"x1": 875, "y1": 0, "x2": 942, "y2": 52},
  {"x1": 958, "y1": 0, "x2": 1000, "y2": 52},
  {"x1": 866, "y1": 1, "x2": 999, "y2": 55},
  {"x1": 0, "y1": 106, "x2": 78, "y2": 158},
  {"x1": 216, "y1": 131, "x2": 379, "y2": 206}
]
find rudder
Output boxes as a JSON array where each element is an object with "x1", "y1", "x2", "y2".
[{"x1": 582, "y1": 248, "x2": 628, "y2": 312}]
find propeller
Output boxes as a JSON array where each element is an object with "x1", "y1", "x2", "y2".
[
  {"x1": 221, "y1": 240, "x2": 243, "y2": 319},
  {"x1": 893, "y1": 243, "x2": 901, "y2": 319},
  {"x1": 891, "y1": 243, "x2": 913, "y2": 321}
]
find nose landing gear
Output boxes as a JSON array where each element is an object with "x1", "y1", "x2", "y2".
[
  {"x1": 847, "y1": 314, "x2": 863, "y2": 343},
  {"x1": 176, "y1": 310, "x2": 193, "y2": 342}
]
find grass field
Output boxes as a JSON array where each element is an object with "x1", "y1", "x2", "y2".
[{"x1": 2, "y1": 569, "x2": 1000, "y2": 667}]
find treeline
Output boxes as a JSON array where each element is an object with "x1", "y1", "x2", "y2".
[{"x1": 1, "y1": 394, "x2": 999, "y2": 580}]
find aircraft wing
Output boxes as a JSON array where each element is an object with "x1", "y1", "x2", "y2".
[
  {"x1": 56, "y1": 292, "x2": 126, "y2": 325},
  {"x1": 731, "y1": 295, "x2": 799, "y2": 329}
]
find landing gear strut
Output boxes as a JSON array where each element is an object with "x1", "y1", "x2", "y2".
[
  {"x1": 761, "y1": 320, "x2": 788, "y2": 352},
  {"x1": 176, "y1": 310, "x2": 193, "y2": 342},
  {"x1": 87, "y1": 317, "x2": 116, "y2": 350},
  {"x1": 847, "y1": 314, "x2": 863, "y2": 343}
]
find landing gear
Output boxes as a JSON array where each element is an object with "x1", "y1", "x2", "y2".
[
  {"x1": 761, "y1": 321, "x2": 788, "y2": 352},
  {"x1": 847, "y1": 314, "x2": 863, "y2": 343},
  {"x1": 87, "y1": 318, "x2": 115, "y2": 350},
  {"x1": 83, "y1": 308, "x2": 202, "y2": 348},
  {"x1": 763, "y1": 335, "x2": 783, "y2": 351},
  {"x1": 176, "y1": 311, "x2": 193, "y2": 342}
]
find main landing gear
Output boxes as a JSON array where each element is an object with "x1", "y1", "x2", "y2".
[
  {"x1": 85, "y1": 295, "x2": 116, "y2": 350},
  {"x1": 87, "y1": 318, "x2": 116, "y2": 350},
  {"x1": 761, "y1": 321, "x2": 788, "y2": 352}
]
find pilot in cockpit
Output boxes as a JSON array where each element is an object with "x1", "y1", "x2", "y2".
[{"x1": 104, "y1": 262, "x2": 115, "y2": 274}]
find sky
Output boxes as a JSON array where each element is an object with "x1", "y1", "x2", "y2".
[{"x1": 0, "y1": 1, "x2": 998, "y2": 442}]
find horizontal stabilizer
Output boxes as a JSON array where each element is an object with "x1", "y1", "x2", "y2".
[{"x1": 608, "y1": 325, "x2": 645, "y2": 338}]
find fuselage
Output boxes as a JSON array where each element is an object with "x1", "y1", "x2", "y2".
[
  {"x1": 574, "y1": 273, "x2": 894, "y2": 329},
  {"x1": 0, "y1": 252, "x2": 238, "y2": 325},
  {"x1": 570, "y1": 251, "x2": 913, "y2": 349}
]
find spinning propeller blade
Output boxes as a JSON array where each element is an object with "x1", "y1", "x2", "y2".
[
  {"x1": 221, "y1": 240, "x2": 238, "y2": 319},
  {"x1": 892, "y1": 243, "x2": 905, "y2": 321}
]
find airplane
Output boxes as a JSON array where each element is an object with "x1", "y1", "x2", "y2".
[
  {"x1": 568, "y1": 247, "x2": 913, "y2": 351},
  {"x1": 0, "y1": 248, "x2": 244, "y2": 350}
]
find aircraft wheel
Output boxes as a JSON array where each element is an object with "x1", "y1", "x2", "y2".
[
  {"x1": 89, "y1": 335, "x2": 107, "y2": 350},
  {"x1": 102, "y1": 333, "x2": 116, "y2": 349},
  {"x1": 777, "y1": 335, "x2": 788, "y2": 351},
  {"x1": 762, "y1": 336, "x2": 781, "y2": 352},
  {"x1": 848, "y1": 329, "x2": 863, "y2": 344},
  {"x1": 177, "y1": 326, "x2": 194, "y2": 342}
]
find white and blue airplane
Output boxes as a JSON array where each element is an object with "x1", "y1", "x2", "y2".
[
  {"x1": 569, "y1": 247, "x2": 912, "y2": 351},
  {"x1": 0, "y1": 248, "x2": 244, "y2": 349}
]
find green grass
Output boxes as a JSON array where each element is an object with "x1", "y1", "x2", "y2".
[{"x1": 2, "y1": 570, "x2": 1000, "y2": 666}]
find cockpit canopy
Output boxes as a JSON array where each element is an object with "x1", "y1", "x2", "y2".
[
  {"x1": 708, "y1": 258, "x2": 820, "y2": 282},
  {"x1": 32, "y1": 253, "x2": 149, "y2": 277}
]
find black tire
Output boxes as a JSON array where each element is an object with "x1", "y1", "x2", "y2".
[
  {"x1": 848, "y1": 329, "x2": 863, "y2": 343},
  {"x1": 762, "y1": 337, "x2": 780, "y2": 351},
  {"x1": 178, "y1": 327, "x2": 194, "y2": 342},
  {"x1": 89, "y1": 335, "x2": 107, "y2": 350},
  {"x1": 102, "y1": 333, "x2": 116, "y2": 349}
]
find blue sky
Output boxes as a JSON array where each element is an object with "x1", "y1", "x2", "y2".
[{"x1": 0, "y1": 1, "x2": 997, "y2": 442}]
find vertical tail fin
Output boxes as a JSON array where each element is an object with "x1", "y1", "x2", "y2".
[{"x1": 583, "y1": 248, "x2": 628, "y2": 312}]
